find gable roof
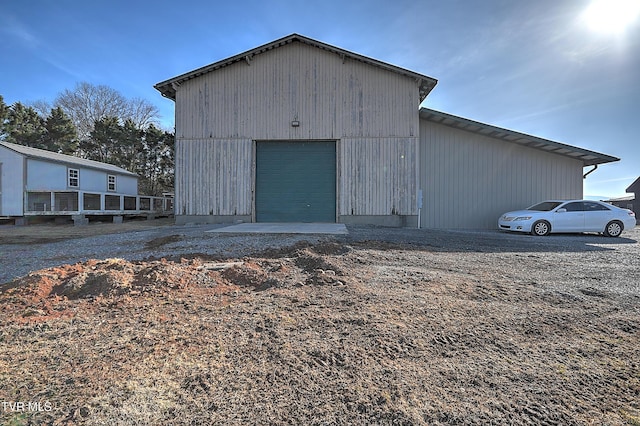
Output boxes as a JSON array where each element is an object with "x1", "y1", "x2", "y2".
[
  {"x1": 0, "y1": 141, "x2": 138, "y2": 177},
  {"x1": 154, "y1": 33, "x2": 438, "y2": 102},
  {"x1": 419, "y1": 108, "x2": 619, "y2": 167}
]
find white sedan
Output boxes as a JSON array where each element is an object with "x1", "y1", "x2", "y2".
[{"x1": 498, "y1": 200, "x2": 636, "y2": 237}]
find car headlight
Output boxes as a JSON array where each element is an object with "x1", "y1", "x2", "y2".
[{"x1": 514, "y1": 216, "x2": 532, "y2": 221}]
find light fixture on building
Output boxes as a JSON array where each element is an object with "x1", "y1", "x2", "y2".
[{"x1": 291, "y1": 120, "x2": 300, "y2": 127}]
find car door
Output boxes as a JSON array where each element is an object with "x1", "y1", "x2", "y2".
[
  {"x1": 583, "y1": 201, "x2": 613, "y2": 232},
  {"x1": 552, "y1": 202, "x2": 585, "y2": 232}
]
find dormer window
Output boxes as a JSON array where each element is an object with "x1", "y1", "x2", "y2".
[{"x1": 68, "y1": 168, "x2": 79, "y2": 188}]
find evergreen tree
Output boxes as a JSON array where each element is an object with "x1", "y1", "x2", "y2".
[
  {"x1": 43, "y1": 107, "x2": 78, "y2": 154},
  {"x1": 82, "y1": 116, "x2": 122, "y2": 164},
  {"x1": 118, "y1": 119, "x2": 144, "y2": 172},
  {"x1": 138, "y1": 124, "x2": 174, "y2": 195},
  {"x1": 0, "y1": 95, "x2": 9, "y2": 140},
  {"x1": 158, "y1": 129, "x2": 175, "y2": 193},
  {"x1": 83, "y1": 118, "x2": 174, "y2": 195},
  {"x1": 5, "y1": 102, "x2": 46, "y2": 148}
]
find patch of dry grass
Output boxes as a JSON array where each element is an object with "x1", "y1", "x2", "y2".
[{"x1": 0, "y1": 218, "x2": 174, "y2": 245}]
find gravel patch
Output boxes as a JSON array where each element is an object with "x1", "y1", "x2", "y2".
[
  {"x1": 2, "y1": 223, "x2": 639, "y2": 299},
  {"x1": 0, "y1": 223, "x2": 322, "y2": 284}
]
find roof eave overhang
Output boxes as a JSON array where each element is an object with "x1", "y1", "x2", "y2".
[
  {"x1": 419, "y1": 108, "x2": 619, "y2": 167},
  {"x1": 1, "y1": 143, "x2": 138, "y2": 177},
  {"x1": 154, "y1": 34, "x2": 438, "y2": 102}
]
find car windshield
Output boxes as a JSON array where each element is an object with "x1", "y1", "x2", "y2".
[{"x1": 527, "y1": 201, "x2": 564, "y2": 211}]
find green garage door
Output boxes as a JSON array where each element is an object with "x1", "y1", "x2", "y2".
[{"x1": 256, "y1": 141, "x2": 336, "y2": 222}]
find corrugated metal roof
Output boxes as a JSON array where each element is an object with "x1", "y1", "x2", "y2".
[
  {"x1": 604, "y1": 195, "x2": 634, "y2": 202},
  {"x1": 154, "y1": 33, "x2": 438, "y2": 103},
  {"x1": 0, "y1": 141, "x2": 138, "y2": 177},
  {"x1": 419, "y1": 108, "x2": 619, "y2": 167}
]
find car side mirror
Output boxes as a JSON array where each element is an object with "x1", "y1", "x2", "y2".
[{"x1": 556, "y1": 208, "x2": 567, "y2": 213}]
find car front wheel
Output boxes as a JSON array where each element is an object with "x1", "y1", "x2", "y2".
[
  {"x1": 531, "y1": 220, "x2": 551, "y2": 236},
  {"x1": 604, "y1": 220, "x2": 623, "y2": 237}
]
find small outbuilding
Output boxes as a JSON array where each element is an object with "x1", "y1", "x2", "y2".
[
  {"x1": 0, "y1": 141, "x2": 172, "y2": 223},
  {"x1": 606, "y1": 177, "x2": 639, "y2": 224},
  {"x1": 626, "y1": 176, "x2": 640, "y2": 212},
  {"x1": 155, "y1": 34, "x2": 619, "y2": 229}
]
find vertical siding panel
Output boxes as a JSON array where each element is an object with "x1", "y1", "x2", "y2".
[
  {"x1": 178, "y1": 42, "x2": 418, "y2": 141},
  {"x1": 419, "y1": 120, "x2": 583, "y2": 229},
  {"x1": 175, "y1": 141, "x2": 184, "y2": 215},
  {"x1": 338, "y1": 137, "x2": 417, "y2": 217},
  {"x1": 174, "y1": 139, "x2": 252, "y2": 216}
]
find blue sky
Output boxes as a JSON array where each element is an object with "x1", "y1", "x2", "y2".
[{"x1": 1, "y1": 0, "x2": 639, "y2": 198}]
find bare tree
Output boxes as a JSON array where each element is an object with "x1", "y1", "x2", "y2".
[
  {"x1": 28, "y1": 99, "x2": 53, "y2": 117},
  {"x1": 54, "y1": 82, "x2": 159, "y2": 140},
  {"x1": 126, "y1": 97, "x2": 161, "y2": 129}
]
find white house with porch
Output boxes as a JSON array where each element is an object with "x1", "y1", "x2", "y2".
[{"x1": 0, "y1": 141, "x2": 172, "y2": 224}]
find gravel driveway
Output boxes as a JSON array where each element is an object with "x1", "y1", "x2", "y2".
[{"x1": 2, "y1": 223, "x2": 639, "y2": 299}]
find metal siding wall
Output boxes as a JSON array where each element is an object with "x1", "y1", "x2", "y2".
[
  {"x1": 24, "y1": 159, "x2": 138, "y2": 195},
  {"x1": 175, "y1": 41, "x2": 420, "y2": 219},
  {"x1": 117, "y1": 175, "x2": 138, "y2": 195},
  {"x1": 340, "y1": 138, "x2": 417, "y2": 216},
  {"x1": 419, "y1": 120, "x2": 583, "y2": 229},
  {"x1": 26, "y1": 159, "x2": 68, "y2": 190},
  {"x1": 176, "y1": 43, "x2": 418, "y2": 140},
  {"x1": 77, "y1": 168, "x2": 106, "y2": 192},
  {"x1": 175, "y1": 139, "x2": 252, "y2": 216},
  {"x1": 0, "y1": 147, "x2": 24, "y2": 215}
]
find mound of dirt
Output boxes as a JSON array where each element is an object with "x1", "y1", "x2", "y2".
[{"x1": 0, "y1": 244, "x2": 348, "y2": 324}]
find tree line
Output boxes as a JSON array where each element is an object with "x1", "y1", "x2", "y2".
[{"x1": 0, "y1": 83, "x2": 174, "y2": 196}]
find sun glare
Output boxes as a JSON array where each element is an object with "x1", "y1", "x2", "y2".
[{"x1": 582, "y1": 0, "x2": 640, "y2": 34}]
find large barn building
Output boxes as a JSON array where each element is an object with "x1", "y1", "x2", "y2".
[{"x1": 155, "y1": 34, "x2": 618, "y2": 229}]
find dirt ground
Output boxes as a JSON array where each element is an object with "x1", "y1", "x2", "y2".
[
  {"x1": 0, "y1": 226, "x2": 639, "y2": 425},
  {"x1": 0, "y1": 218, "x2": 175, "y2": 245}
]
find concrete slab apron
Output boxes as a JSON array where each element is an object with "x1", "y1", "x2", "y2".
[{"x1": 206, "y1": 223, "x2": 348, "y2": 235}]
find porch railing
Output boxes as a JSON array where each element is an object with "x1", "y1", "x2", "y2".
[{"x1": 25, "y1": 191, "x2": 173, "y2": 215}]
